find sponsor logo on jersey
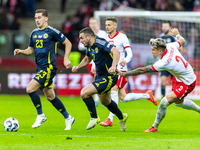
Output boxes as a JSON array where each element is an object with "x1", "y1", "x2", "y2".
[
  {"x1": 44, "y1": 33, "x2": 48, "y2": 39},
  {"x1": 38, "y1": 35, "x2": 42, "y2": 38},
  {"x1": 33, "y1": 35, "x2": 37, "y2": 38}
]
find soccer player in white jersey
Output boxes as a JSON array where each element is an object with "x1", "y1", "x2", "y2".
[
  {"x1": 78, "y1": 17, "x2": 107, "y2": 106},
  {"x1": 100, "y1": 17, "x2": 158, "y2": 127},
  {"x1": 118, "y1": 28, "x2": 200, "y2": 132}
]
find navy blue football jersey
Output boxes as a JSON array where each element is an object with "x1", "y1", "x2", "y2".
[
  {"x1": 86, "y1": 36, "x2": 116, "y2": 76},
  {"x1": 159, "y1": 33, "x2": 176, "y2": 44},
  {"x1": 29, "y1": 26, "x2": 66, "y2": 70}
]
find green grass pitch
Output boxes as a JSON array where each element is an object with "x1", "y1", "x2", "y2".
[{"x1": 0, "y1": 95, "x2": 200, "y2": 150}]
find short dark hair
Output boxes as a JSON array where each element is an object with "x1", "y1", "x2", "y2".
[
  {"x1": 162, "y1": 21, "x2": 171, "y2": 27},
  {"x1": 35, "y1": 9, "x2": 48, "y2": 17},
  {"x1": 79, "y1": 27, "x2": 95, "y2": 37},
  {"x1": 106, "y1": 17, "x2": 118, "y2": 23}
]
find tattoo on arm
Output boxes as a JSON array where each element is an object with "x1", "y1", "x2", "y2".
[
  {"x1": 177, "y1": 36, "x2": 185, "y2": 46},
  {"x1": 122, "y1": 65, "x2": 154, "y2": 76}
]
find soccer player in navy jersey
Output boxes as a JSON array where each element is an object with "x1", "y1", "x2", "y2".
[
  {"x1": 14, "y1": 9, "x2": 75, "y2": 130},
  {"x1": 72, "y1": 27, "x2": 128, "y2": 131},
  {"x1": 159, "y1": 21, "x2": 176, "y2": 98}
]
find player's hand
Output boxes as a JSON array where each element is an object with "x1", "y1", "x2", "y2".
[
  {"x1": 64, "y1": 59, "x2": 71, "y2": 69},
  {"x1": 119, "y1": 60, "x2": 127, "y2": 67},
  {"x1": 108, "y1": 66, "x2": 116, "y2": 74},
  {"x1": 90, "y1": 68, "x2": 96, "y2": 74},
  {"x1": 72, "y1": 66, "x2": 79, "y2": 73},
  {"x1": 14, "y1": 49, "x2": 22, "y2": 56},
  {"x1": 170, "y1": 28, "x2": 180, "y2": 37},
  {"x1": 116, "y1": 69, "x2": 125, "y2": 76}
]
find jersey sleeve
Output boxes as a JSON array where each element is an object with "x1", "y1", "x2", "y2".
[
  {"x1": 123, "y1": 35, "x2": 132, "y2": 63},
  {"x1": 96, "y1": 38, "x2": 115, "y2": 53},
  {"x1": 51, "y1": 27, "x2": 66, "y2": 43},
  {"x1": 168, "y1": 41, "x2": 181, "y2": 50},
  {"x1": 152, "y1": 59, "x2": 167, "y2": 72},
  {"x1": 86, "y1": 48, "x2": 91, "y2": 57},
  {"x1": 28, "y1": 31, "x2": 34, "y2": 47}
]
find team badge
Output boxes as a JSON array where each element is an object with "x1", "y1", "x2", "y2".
[
  {"x1": 167, "y1": 38, "x2": 171, "y2": 43},
  {"x1": 44, "y1": 33, "x2": 48, "y2": 39},
  {"x1": 108, "y1": 40, "x2": 114, "y2": 44},
  {"x1": 95, "y1": 48, "x2": 98, "y2": 53}
]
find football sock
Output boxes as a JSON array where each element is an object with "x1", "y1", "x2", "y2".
[
  {"x1": 29, "y1": 91, "x2": 43, "y2": 115},
  {"x1": 105, "y1": 100, "x2": 123, "y2": 120},
  {"x1": 174, "y1": 99, "x2": 200, "y2": 113},
  {"x1": 152, "y1": 97, "x2": 169, "y2": 129},
  {"x1": 94, "y1": 94, "x2": 99, "y2": 103},
  {"x1": 83, "y1": 97, "x2": 97, "y2": 118},
  {"x1": 161, "y1": 87, "x2": 165, "y2": 97},
  {"x1": 108, "y1": 91, "x2": 119, "y2": 121},
  {"x1": 122, "y1": 93, "x2": 149, "y2": 102},
  {"x1": 50, "y1": 96, "x2": 69, "y2": 119}
]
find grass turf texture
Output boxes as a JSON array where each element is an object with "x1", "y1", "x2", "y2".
[{"x1": 0, "y1": 95, "x2": 200, "y2": 150}]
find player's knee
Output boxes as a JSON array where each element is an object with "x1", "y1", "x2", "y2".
[
  {"x1": 159, "y1": 97, "x2": 169, "y2": 109},
  {"x1": 46, "y1": 95, "x2": 54, "y2": 101},
  {"x1": 26, "y1": 87, "x2": 33, "y2": 94},
  {"x1": 80, "y1": 89, "x2": 88, "y2": 99}
]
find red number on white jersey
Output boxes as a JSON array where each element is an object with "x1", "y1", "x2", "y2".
[{"x1": 175, "y1": 56, "x2": 188, "y2": 68}]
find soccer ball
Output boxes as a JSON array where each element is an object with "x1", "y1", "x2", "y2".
[{"x1": 4, "y1": 117, "x2": 19, "y2": 132}]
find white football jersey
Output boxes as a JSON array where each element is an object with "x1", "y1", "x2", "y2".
[
  {"x1": 106, "y1": 31, "x2": 132, "y2": 71},
  {"x1": 152, "y1": 41, "x2": 196, "y2": 85}
]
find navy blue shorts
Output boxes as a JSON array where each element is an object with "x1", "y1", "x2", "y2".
[
  {"x1": 92, "y1": 74, "x2": 118, "y2": 94},
  {"x1": 160, "y1": 70, "x2": 173, "y2": 79},
  {"x1": 33, "y1": 68, "x2": 56, "y2": 90}
]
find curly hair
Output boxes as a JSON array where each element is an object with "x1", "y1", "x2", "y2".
[{"x1": 149, "y1": 38, "x2": 166, "y2": 51}]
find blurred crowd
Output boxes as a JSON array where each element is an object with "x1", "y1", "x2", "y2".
[
  {"x1": 59, "y1": 0, "x2": 200, "y2": 53},
  {"x1": 0, "y1": 0, "x2": 200, "y2": 56},
  {"x1": 0, "y1": 0, "x2": 41, "y2": 31}
]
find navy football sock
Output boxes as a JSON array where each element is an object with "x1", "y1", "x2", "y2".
[
  {"x1": 105, "y1": 100, "x2": 123, "y2": 120},
  {"x1": 161, "y1": 87, "x2": 165, "y2": 97},
  {"x1": 50, "y1": 96, "x2": 69, "y2": 119},
  {"x1": 83, "y1": 97, "x2": 97, "y2": 118},
  {"x1": 28, "y1": 91, "x2": 43, "y2": 115}
]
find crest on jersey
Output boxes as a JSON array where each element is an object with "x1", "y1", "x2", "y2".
[
  {"x1": 167, "y1": 38, "x2": 171, "y2": 43},
  {"x1": 44, "y1": 33, "x2": 48, "y2": 39},
  {"x1": 108, "y1": 40, "x2": 114, "y2": 44},
  {"x1": 95, "y1": 48, "x2": 98, "y2": 53}
]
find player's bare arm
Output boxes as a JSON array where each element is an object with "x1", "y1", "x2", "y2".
[
  {"x1": 72, "y1": 56, "x2": 92, "y2": 72},
  {"x1": 63, "y1": 38, "x2": 72, "y2": 69},
  {"x1": 109, "y1": 47, "x2": 120, "y2": 73},
  {"x1": 119, "y1": 65, "x2": 155, "y2": 77},
  {"x1": 119, "y1": 60, "x2": 127, "y2": 67},
  {"x1": 14, "y1": 47, "x2": 34, "y2": 56},
  {"x1": 170, "y1": 28, "x2": 185, "y2": 46}
]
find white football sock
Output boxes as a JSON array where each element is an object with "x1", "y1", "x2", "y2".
[
  {"x1": 94, "y1": 94, "x2": 99, "y2": 103},
  {"x1": 153, "y1": 97, "x2": 169, "y2": 129},
  {"x1": 108, "y1": 91, "x2": 119, "y2": 121},
  {"x1": 174, "y1": 99, "x2": 200, "y2": 113},
  {"x1": 122, "y1": 93, "x2": 149, "y2": 102}
]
